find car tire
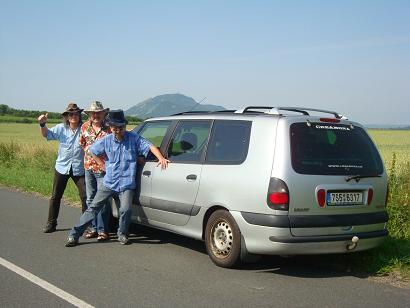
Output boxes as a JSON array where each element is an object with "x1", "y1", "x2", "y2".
[{"x1": 205, "y1": 210, "x2": 241, "y2": 268}]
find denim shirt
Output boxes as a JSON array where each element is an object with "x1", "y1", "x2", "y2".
[
  {"x1": 90, "y1": 131, "x2": 152, "y2": 192},
  {"x1": 47, "y1": 123, "x2": 85, "y2": 176}
]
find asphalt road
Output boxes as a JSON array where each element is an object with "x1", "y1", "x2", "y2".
[{"x1": 0, "y1": 187, "x2": 409, "y2": 308}]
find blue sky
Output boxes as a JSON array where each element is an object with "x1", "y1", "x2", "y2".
[{"x1": 0, "y1": 0, "x2": 409, "y2": 124}]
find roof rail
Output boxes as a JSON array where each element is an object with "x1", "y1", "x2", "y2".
[
  {"x1": 234, "y1": 106, "x2": 279, "y2": 114},
  {"x1": 172, "y1": 110, "x2": 236, "y2": 116},
  {"x1": 235, "y1": 106, "x2": 347, "y2": 119}
]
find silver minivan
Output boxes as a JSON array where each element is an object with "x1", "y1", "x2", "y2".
[{"x1": 112, "y1": 107, "x2": 388, "y2": 268}]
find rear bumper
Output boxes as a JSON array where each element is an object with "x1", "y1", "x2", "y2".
[
  {"x1": 231, "y1": 211, "x2": 388, "y2": 255},
  {"x1": 241, "y1": 211, "x2": 388, "y2": 228},
  {"x1": 268, "y1": 229, "x2": 388, "y2": 243}
]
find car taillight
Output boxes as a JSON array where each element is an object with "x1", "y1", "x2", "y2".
[
  {"x1": 267, "y1": 178, "x2": 289, "y2": 211},
  {"x1": 317, "y1": 189, "x2": 326, "y2": 207},
  {"x1": 367, "y1": 188, "x2": 373, "y2": 205},
  {"x1": 269, "y1": 192, "x2": 289, "y2": 204},
  {"x1": 320, "y1": 118, "x2": 340, "y2": 123}
]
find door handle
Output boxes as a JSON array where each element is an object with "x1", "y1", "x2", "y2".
[
  {"x1": 186, "y1": 174, "x2": 197, "y2": 181},
  {"x1": 143, "y1": 171, "x2": 151, "y2": 177}
]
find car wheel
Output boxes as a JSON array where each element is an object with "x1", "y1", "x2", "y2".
[{"x1": 205, "y1": 210, "x2": 241, "y2": 268}]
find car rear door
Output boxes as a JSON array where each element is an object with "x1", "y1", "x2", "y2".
[{"x1": 282, "y1": 120, "x2": 388, "y2": 237}]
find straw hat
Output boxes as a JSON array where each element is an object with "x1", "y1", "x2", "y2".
[{"x1": 84, "y1": 101, "x2": 109, "y2": 114}]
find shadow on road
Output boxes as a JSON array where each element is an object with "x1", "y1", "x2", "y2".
[
  {"x1": 127, "y1": 224, "x2": 206, "y2": 252},
  {"x1": 240, "y1": 255, "x2": 369, "y2": 279},
  {"x1": 124, "y1": 223, "x2": 368, "y2": 280}
]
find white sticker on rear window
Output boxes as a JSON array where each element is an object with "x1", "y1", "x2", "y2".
[
  {"x1": 315, "y1": 125, "x2": 350, "y2": 131},
  {"x1": 328, "y1": 164, "x2": 363, "y2": 169}
]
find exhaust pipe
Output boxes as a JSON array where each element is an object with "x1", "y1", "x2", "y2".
[{"x1": 346, "y1": 236, "x2": 359, "y2": 251}]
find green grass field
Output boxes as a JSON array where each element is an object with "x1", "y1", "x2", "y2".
[
  {"x1": 0, "y1": 122, "x2": 409, "y2": 280},
  {"x1": 370, "y1": 130, "x2": 410, "y2": 169},
  {"x1": 0, "y1": 123, "x2": 137, "y2": 201}
]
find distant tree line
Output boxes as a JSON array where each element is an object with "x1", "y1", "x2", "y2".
[
  {"x1": 0, "y1": 104, "x2": 62, "y2": 119},
  {"x1": 0, "y1": 104, "x2": 142, "y2": 124}
]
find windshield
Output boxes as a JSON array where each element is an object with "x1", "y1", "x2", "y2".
[{"x1": 290, "y1": 122, "x2": 384, "y2": 175}]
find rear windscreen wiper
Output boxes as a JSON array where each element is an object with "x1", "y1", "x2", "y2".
[{"x1": 345, "y1": 174, "x2": 382, "y2": 182}]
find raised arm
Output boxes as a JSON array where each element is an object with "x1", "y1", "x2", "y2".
[{"x1": 37, "y1": 113, "x2": 48, "y2": 138}]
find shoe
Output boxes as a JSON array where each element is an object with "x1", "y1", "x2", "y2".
[
  {"x1": 84, "y1": 230, "x2": 98, "y2": 239},
  {"x1": 65, "y1": 237, "x2": 78, "y2": 247},
  {"x1": 43, "y1": 224, "x2": 56, "y2": 233},
  {"x1": 97, "y1": 233, "x2": 109, "y2": 241},
  {"x1": 118, "y1": 235, "x2": 130, "y2": 245}
]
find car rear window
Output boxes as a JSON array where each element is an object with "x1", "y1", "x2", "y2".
[
  {"x1": 205, "y1": 120, "x2": 251, "y2": 164},
  {"x1": 290, "y1": 122, "x2": 383, "y2": 175}
]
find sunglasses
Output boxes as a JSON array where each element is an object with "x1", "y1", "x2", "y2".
[{"x1": 68, "y1": 113, "x2": 80, "y2": 117}]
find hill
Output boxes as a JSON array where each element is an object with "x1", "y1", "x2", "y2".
[{"x1": 125, "y1": 94, "x2": 225, "y2": 119}]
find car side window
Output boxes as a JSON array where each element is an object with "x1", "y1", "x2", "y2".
[
  {"x1": 136, "y1": 120, "x2": 172, "y2": 147},
  {"x1": 205, "y1": 120, "x2": 251, "y2": 164},
  {"x1": 167, "y1": 120, "x2": 211, "y2": 163}
]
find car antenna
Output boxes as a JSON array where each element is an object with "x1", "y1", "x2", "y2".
[
  {"x1": 186, "y1": 97, "x2": 207, "y2": 113},
  {"x1": 165, "y1": 97, "x2": 207, "y2": 117}
]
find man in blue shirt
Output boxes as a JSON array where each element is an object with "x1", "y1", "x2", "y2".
[
  {"x1": 38, "y1": 103, "x2": 87, "y2": 233},
  {"x1": 66, "y1": 110, "x2": 169, "y2": 246}
]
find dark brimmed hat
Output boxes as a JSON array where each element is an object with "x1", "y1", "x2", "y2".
[
  {"x1": 62, "y1": 102, "x2": 84, "y2": 116},
  {"x1": 107, "y1": 109, "x2": 128, "y2": 127},
  {"x1": 84, "y1": 101, "x2": 109, "y2": 114}
]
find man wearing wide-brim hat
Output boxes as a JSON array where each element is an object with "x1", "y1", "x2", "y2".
[
  {"x1": 84, "y1": 100, "x2": 109, "y2": 115},
  {"x1": 79, "y1": 101, "x2": 112, "y2": 241},
  {"x1": 66, "y1": 109, "x2": 170, "y2": 246},
  {"x1": 62, "y1": 103, "x2": 84, "y2": 116},
  {"x1": 38, "y1": 102, "x2": 87, "y2": 233}
]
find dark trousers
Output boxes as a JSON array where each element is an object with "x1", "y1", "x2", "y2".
[{"x1": 46, "y1": 168, "x2": 87, "y2": 226}]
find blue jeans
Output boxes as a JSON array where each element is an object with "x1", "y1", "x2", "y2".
[
  {"x1": 85, "y1": 170, "x2": 109, "y2": 233},
  {"x1": 69, "y1": 185, "x2": 134, "y2": 241}
]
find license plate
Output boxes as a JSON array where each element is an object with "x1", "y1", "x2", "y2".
[{"x1": 327, "y1": 192, "x2": 364, "y2": 206}]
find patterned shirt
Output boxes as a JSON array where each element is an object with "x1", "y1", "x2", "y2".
[
  {"x1": 79, "y1": 120, "x2": 111, "y2": 173},
  {"x1": 90, "y1": 131, "x2": 152, "y2": 192},
  {"x1": 46, "y1": 123, "x2": 85, "y2": 176}
]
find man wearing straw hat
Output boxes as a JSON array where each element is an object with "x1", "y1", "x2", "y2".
[
  {"x1": 80, "y1": 101, "x2": 111, "y2": 241},
  {"x1": 66, "y1": 109, "x2": 170, "y2": 246}
]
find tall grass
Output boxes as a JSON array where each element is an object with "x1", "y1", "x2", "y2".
[
  {"x1": 0, "y1": 123, "x2": 136, "y2": 203},
  {"x1": 0, "y1": 141, "x2": 19, "y2": 163},
  {"x1": 355, "y1": 154, "x2": 410, "y2": 277},
  {"x1": 388, "y1": 154, "x2": 410, "y2": 239}
]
